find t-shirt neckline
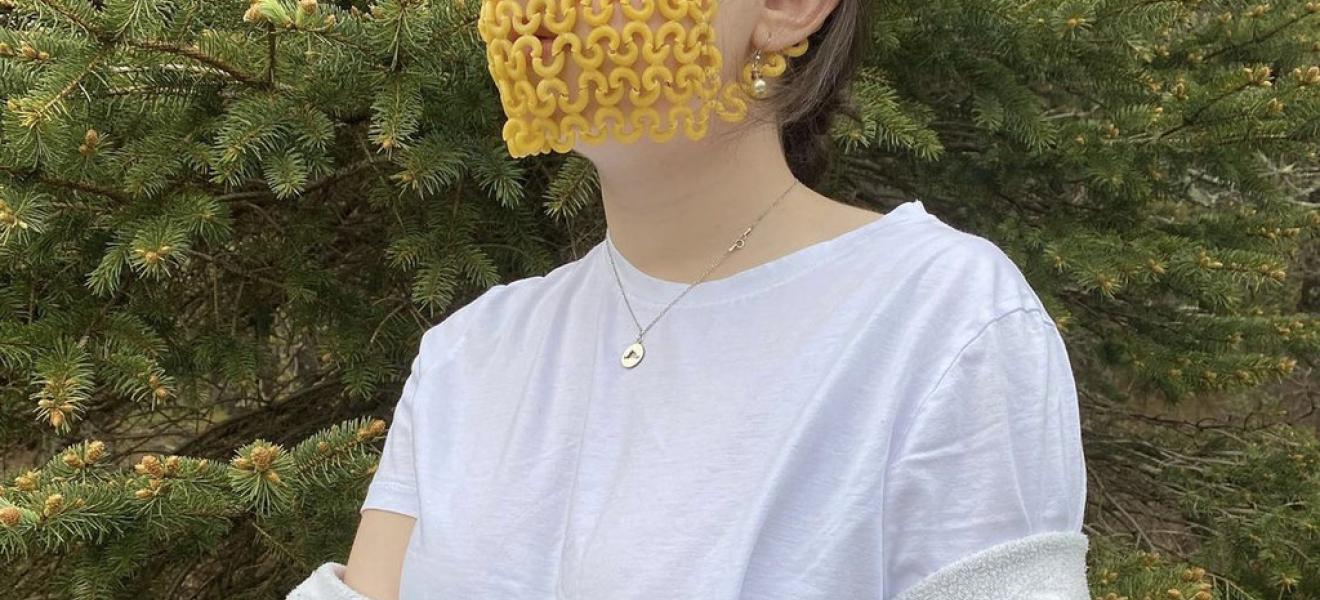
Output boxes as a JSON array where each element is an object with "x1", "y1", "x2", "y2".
[{"x1": 595, "y1": 199, "x2": 928, "y2": 308}]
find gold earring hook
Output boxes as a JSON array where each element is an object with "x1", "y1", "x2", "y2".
[{"x1": 751, "y1": 32, "x2": 772, "y2": 76}]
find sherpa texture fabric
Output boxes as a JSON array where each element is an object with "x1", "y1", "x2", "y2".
[
  {"x1": 892, "y1": 530, "x2": 1091, "y2": 600},
  {"x1": 287, "y1": 562, "x2": 371, "y2": 600}
]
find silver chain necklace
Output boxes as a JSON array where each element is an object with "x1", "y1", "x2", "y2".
[{"x1": 605, "y1": 179, "x2": 800, "y2": 369}]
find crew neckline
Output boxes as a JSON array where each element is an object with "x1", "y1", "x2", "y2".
[{"x1": 595, "y1": 199, "x2": 928, "y2": 308}]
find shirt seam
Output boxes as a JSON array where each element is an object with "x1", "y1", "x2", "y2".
[
  {"x1": 421, "y1": 286, "x2": 492, "y2": 374},
  {"x1": 884, "y1": 305, "x2": 1057, "y2": 466},
  {"x1": 366, "y1": 477, "x2": 418, "y2": 497},
  {"x1": 362, "y1": 479, "x2": 421, "y2": 518}
]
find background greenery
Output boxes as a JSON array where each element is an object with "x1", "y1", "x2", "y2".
[{"x1": 0, "y1": 0, "x2": 1317, "y2": 598}]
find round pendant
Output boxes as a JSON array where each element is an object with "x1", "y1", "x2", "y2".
[{"x1": 621, "y1": 341, "x2": 645, "y2": 368}]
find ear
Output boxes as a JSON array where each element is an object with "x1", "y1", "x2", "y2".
[{"x1": 752, "y1": 0, "x2": 842, "y2": 52}]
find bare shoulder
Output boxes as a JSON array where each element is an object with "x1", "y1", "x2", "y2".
[{"x1": 343, "y1": 509, "x2": 417, "y2": 600}]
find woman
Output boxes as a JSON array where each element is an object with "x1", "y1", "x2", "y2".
[{"x1": 291, "y1": 0, "x2": 1090, "y2": 597}]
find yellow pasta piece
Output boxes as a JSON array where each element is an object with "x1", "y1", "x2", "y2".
[{"x1": 477, "y1": 0, "x2": 809, "y2": 157}]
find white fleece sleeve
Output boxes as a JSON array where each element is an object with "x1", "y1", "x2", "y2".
[{"x1": 287, "y1": 562, "x2": 374, "y2": 600}]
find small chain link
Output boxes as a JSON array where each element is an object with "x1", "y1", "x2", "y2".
[{"x1": 606, "y1": 178, "x2": 800, "y2": 342}]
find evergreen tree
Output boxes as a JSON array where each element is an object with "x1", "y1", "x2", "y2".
[{"x1": 0, "y1": 0, "x2": 1316, "y2": 598}]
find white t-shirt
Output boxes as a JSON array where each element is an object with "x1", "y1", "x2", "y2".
[{"x1": 360, "y1": 199, "x2": 1087, "y2": 599}]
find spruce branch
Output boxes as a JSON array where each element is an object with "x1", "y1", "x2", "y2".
[
  {"x1": 0, "y1": 165, "x2": 131, "y2": 203},
  {"x1": 28, "y1": 0, "x2": 99, "y2": 37},
  {"x1": 1200, "y1": 8, "x2": 1317, "y2": 63},
  {"x1": 124, "y1": 38, "x2": 272, "y2": 88},
  {"x1": 32, "y1": 0, "x2": 275, "y2": 88}
]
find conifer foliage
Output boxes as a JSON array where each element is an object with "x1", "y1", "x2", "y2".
[{"x1": 0, "y1": 0, "x2": 1317, "y2": 598}]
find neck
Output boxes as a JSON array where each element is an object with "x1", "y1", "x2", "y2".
[{"x1": 596, "y1": 123, "x2": 817, "y2": 285}]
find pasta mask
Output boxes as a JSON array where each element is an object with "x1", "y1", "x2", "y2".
[{"x1": 476, "y1": 0, "x2": 810, "y2": 157}]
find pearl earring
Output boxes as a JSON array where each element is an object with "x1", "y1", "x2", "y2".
[{"x1": 750, "y1": 47, "x2": 768, "y2": 99}]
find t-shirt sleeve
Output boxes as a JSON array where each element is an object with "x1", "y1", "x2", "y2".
[
  {"x1": 881, "y1": 307, "x2": 1088, "y2": 599},
  {"x1": 360, "y1": 351, "x2": 426, "y2": 519}
]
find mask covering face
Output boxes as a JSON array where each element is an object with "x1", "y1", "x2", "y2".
[{"x1": 477, "y1": 0, "x2": 809, "y2": 158}]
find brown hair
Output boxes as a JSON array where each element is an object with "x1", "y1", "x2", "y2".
[{"x1": 762, "y1": 0, "x2": 873, "y2": 188}]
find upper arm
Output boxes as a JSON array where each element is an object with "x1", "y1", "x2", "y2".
[
  {"x1": 343, "y1": 509, "x2": 416, "y2": 600},
  {"x1": 882, "y1": 307, "x2": 1087, "y2": 598}
]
